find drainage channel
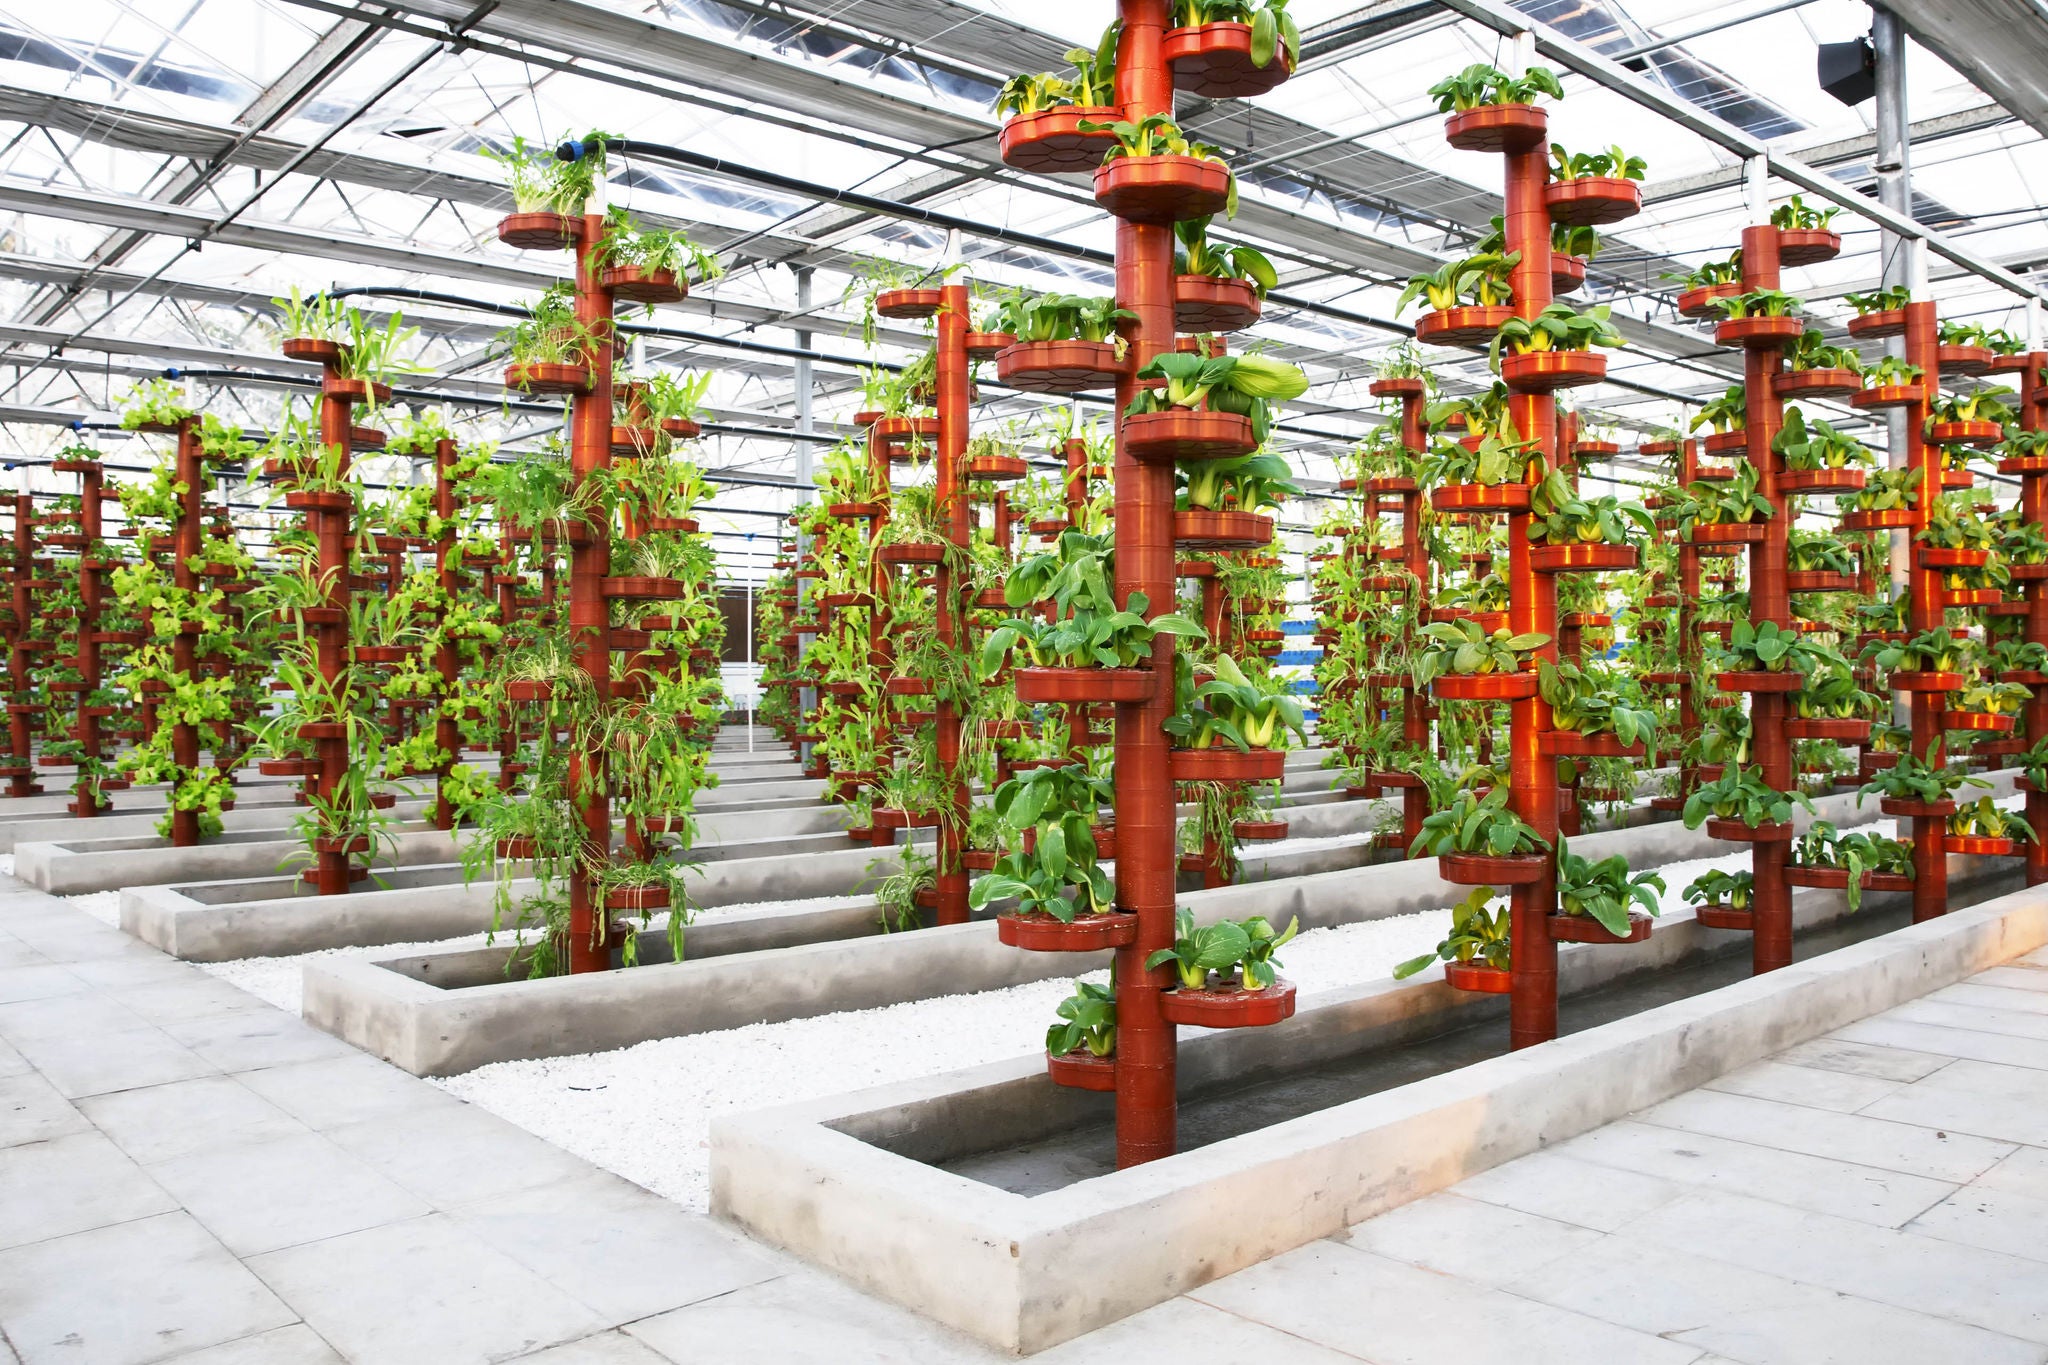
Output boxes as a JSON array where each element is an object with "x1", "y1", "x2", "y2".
[{"x1": 945, "y1": 872, "x2": 2024, "y2": 1196}]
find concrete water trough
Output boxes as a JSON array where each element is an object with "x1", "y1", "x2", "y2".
[
  {"x1": 708, "y1": 855, "x2": 2047, "y2": 1354},
  {"x1": 295, "y1": 778, "x2": 1928, "y2": 1078}
]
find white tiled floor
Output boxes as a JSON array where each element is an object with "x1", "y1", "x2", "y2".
[{"x1": 4, "y1": 870, "x2": 2047, "y2": 1363}]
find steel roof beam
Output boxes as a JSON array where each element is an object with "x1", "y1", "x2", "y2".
[{"x1": 1434, "y1": 0, "x2": 2047, "y2": 302}]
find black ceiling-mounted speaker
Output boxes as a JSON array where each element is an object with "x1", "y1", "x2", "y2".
[{"x1": 1819, "y1": 36, "x2": 1877, "y2": 106}]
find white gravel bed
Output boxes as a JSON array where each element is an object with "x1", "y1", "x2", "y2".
[
  {"x1": 432, "y1": 835, "x2": 1796, "y2": 1214},
  {"x1": 181, "y1": 891, "x2": 878, "y2": 1014}
]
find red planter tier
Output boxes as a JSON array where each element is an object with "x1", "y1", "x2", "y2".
[
  {"x1": 1544, "y1": 176, "x2": 1640, "y2": 226},
  {"x1": 1094, "y1": 155, "x2": 1233, "y2": 224},
  {"x1": 875, "y1": 542, "x2": 946, "y2": 566},
  {"x1": 1946, "y1": 836, "x2": 2021, "y2": 857},
  {"x1": 1539, "y1": 731, "x2": 1644, "y2": 758},
  {"x1": 646, "y1": 516, "x2": 700, "y2": 534},
  {"x1": 256, "y1": 758, "x2": 320, "y2": 777},
  {"x1": 1699, "y1": 431, "x2": 1748, "y2": 458},
  {"x1": 973, "y1": 588, "x2": 1013, "y2": 609},
  {"x1": 1158, "y1": 979, "x2": 1296, "y2": 1028},
  {"x1": 296, "y1": 722, "x2": 348, "y2": 741},
  {"x1": 504, "y1": 361, "x2": 590, "y2": 395},
  {"x1": 1047, "y1": 1047, "x2": 1117, "y2": 1091},
  {"x1": 1785, "y1": 866, "x2": 1915, "y2": 894},
  {"x1": 965, "y1": 454, "x2": 1029, "y2": 482},
  {"x1": 1778, "y1": 468, "x2": 1865, "y2": 496},
  {"x1": 1414, "y1": 305, "x2": 1513, "y2": 348},
  {"x1": 1944, "y1": 588, "x2": 2002, "y2": 608},
  {"x1": 1774, "y1": 368, "x2": 1864, "y2": 400},
  {"x1": 1444, "y1": 103, "x2": 1546, "y2": 153},
  {"x1": 1786, "y1": 571, "x2": 1858, "y2": 593},
  {"x1": 602, "y1": 576, "x2": 690, "y2": 600},
  {"x1": 280, "y1": 336, "x2": 343, "y2": 364},
  {"x1": 1999, "y1": 454, "x2": 2048, "y2": 476},
  {"x1": 883, "y1": 677, "x2": 932, "y2": 698},
  {"x1": 1707, "y1": 819, "x2": 1793, "y2": 843},
  {"x1": 963, "y1": 332, "x2": 1014, "y2": 362},
  {"x1": 1015, "y1": 667, "x2": 1157, "y2": 704},
  {"x1": 283, "y1": 490, "x2": 350, "y2": 512},
  {"x1": 1693, "y1": 904, "x2": 1755, "y2": 932},
  {"x1": 1690, "y1": 522, "x2": 1766, "y2": 545},
  {"x1": 999, "y1": 105, "x2": 1120, "y2": 174},
  {"x1": 1439, "y1": 852, "x2": 1546, "y2": 886},
  {"x1": 1937, "y1": 344, "x2": 1994, "y2": 376},
  {"x1": 1552, "y1": 255, "x2": 1587, "y2": 296},
  {"x1": 1852, "y1": 383, "x2": 1925, "y2": 411},
  {"x1": 1715, "y1": 315, "x2": 1804, "y2": 349},
  {"x1": 1549, "y1": 911, "x2": 1652, "y2": 945},
  {"x1": 1431, "y1": 482, "x2": 1531, "y2": 514},
  {"x1": 987, "y1": 339, "x2": 1122, "y2": 394},
  {"x1": 1841, "y1": 508, "x2": 1916, "y2": 531},
  {"x1": 313, "y1": 835, "x2": 372, "y2": 856},
  {"x1": 998, "y1": 910, "x2": 1139, "y2": 952},
  {"x1": 1501, "y1": 349, "x2": 1607, "y2": 391},
  {"x1": 1677, "y1": 283, "x2": 1742, "y2": 318},
  {"x1": 497, "y1": 211, "x2": 577, "y2": 250},
  {"x1": 1928, "y1": 420, "x2": 2002, "y2": 447},
  {"x1": 1444, "y1": 960, "x2": 1512, "y2": 993},
  {"x1": 1173, "y1": 509, "x2": 1273, "y2": 549},
  {"x1": 1432, "y1": 671, "x2": 1538, "y2": 702},
  {"x1": 605, "y1": 885, "x2": 670, "y2": 912},
  {"x1": 1847, "y1": 308, "x2": 1908, "y2": 340},
  {"x1": 2007, "y1": 565, "x2": 2048, "y2": 582},
  {"x1": 1880, "y1": 797, "x2": 1958, "y2": 819},
  {"x1": 601, "y1": 265, "x2": 684, "y2": 304},
  {"x1": 1529, "y1": 542, "x2": 1634, "y2": 574},
  {"x1": 1163, "y1": 21, "x2": 1293, "y2": 97},
  {"x1": 1785, "y1": 718, "x2": 1870, "y2": 741},
  {"x1": 1124, "y1": 409, "x2": 1256, "y2": 464},
  {"x1": 1233, "y1": 820, "x2": 1290, "y2": 841},
  {"x1": 1167, "y1": 747, "x2": 1285, "y2": 782},
  {"x1": 827, "y1": 501, "x2": 884, "y2": 520},
  {"x1": 1942, "y1": 711, "x2": 2016, "y2": 733},
  {"x1": 1717, "y1": 671, "x2": 1802, "y2": 694},
  {"x1": 1174, "y1": 274, "x2": 1261, "y2": 333},
  {"x1": 875, "y1": 288, "x2": 942, "y2": 320},
  {"x1": 1368, "y1": 376, "x2": 1426, "y2": 400},
  {"x1": 1775, "y1": 227, "x2": 1841, "y2": 266},
  {"x1": 870, "y1": 808, "x2": 940, "y2": 832}
]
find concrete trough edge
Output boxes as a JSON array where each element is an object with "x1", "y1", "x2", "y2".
[
  {"x1": 706, "y1": 869, "x2": 2048, "y2": 1354},
  {"x1": 296, "y1": 779, "x2": 1942, "y2": 1078}
]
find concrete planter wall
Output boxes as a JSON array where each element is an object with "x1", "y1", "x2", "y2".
[
  {"x1": 711, "y1": 872, "x2": 2048, "y2": 1353},
  {"x1": 294, "y1": 778, "x2": 1947, "y2": 1077}
]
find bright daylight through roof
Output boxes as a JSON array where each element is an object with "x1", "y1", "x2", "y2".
[{"x1": 0, "y1": 1, "x2": 2045, "y2": 1361}]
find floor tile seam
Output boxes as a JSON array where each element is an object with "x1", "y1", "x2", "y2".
[
  {"x1": 1622, "y1": 1109, "x2": 1998, "y2": 1186},
  {"x1": 1191, "y1": 1237, "x2": 1665, "y2": 1356},
  {"x1": 1838, "y1": 1018, "x2": 2048, "y2": 1069},
  {"x1": 0, "y1": 1201, "x2": 195, "y2": 1256},
  {"x1": 1498, "y1": 1221, "x2": 2048, "y2": 1353},
  {"x1": 1162, "y1": 1283, "x2": 1383, "y2": 1363},
  {"x1": 1702, "y1": 1072, "x2": 1929, "y2": 1117}
]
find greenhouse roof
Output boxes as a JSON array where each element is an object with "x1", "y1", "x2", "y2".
[{"x1": 0, "y1": 0, "x2": 2043, "y2": 576}]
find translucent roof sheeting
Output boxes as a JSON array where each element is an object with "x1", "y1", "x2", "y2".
[{"x1": 0, "y1": 0, "x2": 2042, "y2": 576}]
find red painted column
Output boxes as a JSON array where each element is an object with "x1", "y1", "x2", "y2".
[
  {"x1": 4, "y1": 493, "x2": 33, "y2": 797},
  {"x1": 2015, "y1": 353, "x2": 2048, "y2": 882},
  {"x1": 1398, "y1": 389, "x2": 1431, "y2": 848},
  {"x1": 312, "y1": 370, "x2": 355, "y2": 888},
  {"x1": 1738, "y1": 226, "x2": 1794, "y2": 973},
  {"x1": 1111, "y1": 0, "x2": 1178, "y2": 1166},
  {"x1": 169, "y1": 418, "x2": 205, "y2": 847},
  {"x1": 566, "y1": 213, "x2": 615, "y2": 972},
  {"x1": 73, "y1": 462, "x2": 105, "y2": 816},
  {"x1": 432, "y1": 436, "x2": 461, "y2": 830},
  {"x1": 1502, "y1": 135, "x2": 1560, "y2": 1050},
  {"x1": 933, "y1": 282, "x2": 971, "y2": 924},
  {"x1": 1902, "y1": 300, "x2": 1946, "y2": 922}
]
